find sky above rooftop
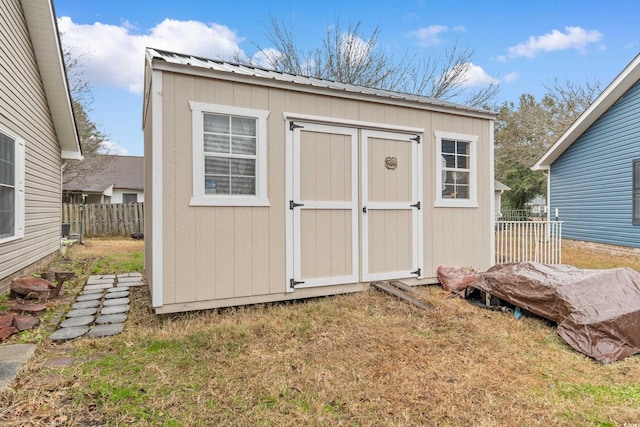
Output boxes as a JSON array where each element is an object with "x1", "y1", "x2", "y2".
[{"x1": 54, "y1": 0, "x2": 640, "y2": 156}]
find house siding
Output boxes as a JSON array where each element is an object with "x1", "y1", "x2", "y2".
[
  {"x1": 0, "y1": 0, "x2": 63, "y2": 286},
  {"x1": 150, "y1": 68, "x2": 493, "y2": 312},
  {"x1": 550, "y1": 79, "x2": 640, "y2": 248}
]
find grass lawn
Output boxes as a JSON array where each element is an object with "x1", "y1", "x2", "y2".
[{"x1": 0, "y1": 239, "x2": 639, "y2": 426}]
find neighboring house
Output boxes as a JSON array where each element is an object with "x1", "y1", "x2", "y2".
[
  {"x1": 0, "y1": 0, "x2": 82, "y2": 289},
  {"x1": 143, "y1": 48, "x2": 497, "y2": 314},
  {"x1": 63, "y1": 155, "x2": 144, "y2": 204},
  {"x1": 526, "y1": 196, "x2": 546, "y2": 217},
  {"x1": 533, "y1": 53, "x2": 640, "y2": 250},
  {"x1": 494, "y1": 180, "x2": 511, "y2": 219}
]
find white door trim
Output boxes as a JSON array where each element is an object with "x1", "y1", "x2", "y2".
[
  {"x1": 286, "y1": 121, "x2": 359, "y2": 291},
  {"x1": 361, "y1": 129, "x2": 423, "y2": 282}
]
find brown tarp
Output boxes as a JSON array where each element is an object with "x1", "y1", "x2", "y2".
[{"x1": 471, "y1": 262, "x2": 640, "y2": 364}]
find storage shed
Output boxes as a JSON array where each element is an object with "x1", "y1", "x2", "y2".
[{"x1": 143, "y1": 48, "x2": 497, "y2": 314}]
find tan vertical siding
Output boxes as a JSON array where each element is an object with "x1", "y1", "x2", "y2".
[
  {"x1": 143, "y1": 81, "x2": 153, "y2": 288},
  {"x1": 0, "y1": 0, "x2": 63, "y2": 285},
  {"x1": 155, "y1": 67, "x2": 494, "y2": 311}
]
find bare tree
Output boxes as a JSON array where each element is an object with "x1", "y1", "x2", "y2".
[
  {"x1": 495, "y1": 80, "x2": 602, "y2": 209},
  {"x1": 256, "y1": 19, "x2": 499, "y2": 108},
  {"x1": 61, "y1": 44, "x2": 109, "y2": 186}
]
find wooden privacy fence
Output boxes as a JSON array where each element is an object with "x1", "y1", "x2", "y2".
[
  {"x1": 495, "y1": 221, "x2": 563, "y2": 265},
  {"x1": 62, "y1": 203, "x2": 144, "y2": 237}
]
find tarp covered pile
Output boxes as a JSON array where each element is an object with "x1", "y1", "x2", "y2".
[{"x1": 471, "y1": 262, "x2": 640, "y2": 364}]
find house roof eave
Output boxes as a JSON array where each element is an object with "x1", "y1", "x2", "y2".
[
  {"x1": 533, "y1": 53, "x2": 640, "y2": 170},
  {"x1": 21, "y1": 0, "x2": 82, "y2": 159}
]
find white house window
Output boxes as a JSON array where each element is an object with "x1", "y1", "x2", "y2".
[
  {"x1": 122, "y1": 193, "x2": 138, "y2": 203},
  {"x1": 0, "y1": 127, "x2": 25, "y2": 242},
  {"x1": 189, "y1": 102, "x2": 269, "y2": 206},
  {"x1": 434, "y1": 131, "x2": 477, "y2": 208}
]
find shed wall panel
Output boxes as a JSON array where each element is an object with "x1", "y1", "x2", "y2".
[
  {"x1": 0, "y1": 0, "x2": 63, "y2": 284},
  {"x1": 550, "y1": 79, "x2": 640, "y2": 248},
  {"x1": 157, "y1": 70, "x2": 493, "y2": 310}
]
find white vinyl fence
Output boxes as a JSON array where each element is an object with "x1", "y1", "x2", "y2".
[{"x1": 495, "y1": 220, "x2": 563, "y2": 265}]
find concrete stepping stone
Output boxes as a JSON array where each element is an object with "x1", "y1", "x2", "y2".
[
  {"x1": 100, "y1": 305, "x2": 129, "y2": 315},
  {"x1": 76, "y1": 293, "x2": 102, "y2": 302},
  {"x1": 66, "y1": 308, "x2": 97, "y2": 318},
  {"x1": 105, "y1": 291, "x2": 129, "y2": 299},
  {"x1": 95, "y1": 313, "x2": 127, "y2": 325},
  {"x1": 84, "y1": 284, "x2": 113, "y2": 291},
  {"x1": 117, "y1": 273, "x2": 141, "y2": 278},
  {"x1": 71, "y1": 300, "x2": 100, "y2": 310},
  {"x1": 107, "y1": 286, "x2": 129, "y2": 292},
  {"x1": 117, "y1": 276, "x2": 142, "y2": 283},
  {"x1": 89, "y1": 274, "x2": 115, "y2": 280},
  {"x1": 103, "y1": 298, "x2": 129, "y2": 307},
  {"x1": 60, "y1": 316, "x2": 94, "y2": 328},
  {"x1": 81, "y1": 288, "x2": 104, "y2": 295},
  {"x1": 118, "y1": 281, "x2": 144, "y2": 287},
  {"x1": 50, "y1": 326, "x2": 89, "y2": 341},
  {"x1": 86, "y1": 278, "x2": 114, "y2": 285},
  {"x1": 88, "y1": 324, "x2": 123, "y2": 338}
]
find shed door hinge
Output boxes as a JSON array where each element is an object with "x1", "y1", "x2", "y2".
[
  {"x1": 289, "y1": 200, "x2": 304, "y2": 210},
  {"x1": 411, "y1": 268, "x2": 421, "y2": 276},
  {"x1": 290, "y1": 278, "x2": 305, "y2": 289},
  {"x1": 290, "y1": 121, "x2": 304, "y2": 131},
  {"x1": 410, "y1": 135, "x2": 421, "y2": 144},
  {"x1": 410, "y1": 201, "x2": 421, "y2": 210}
]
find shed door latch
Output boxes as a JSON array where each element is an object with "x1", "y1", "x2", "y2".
[
  {"x1": 290, "y1": 278, "x2": 305, "y2": 289},
  {"x1": 290, "y1": 200, "x2": 304, "y2": 210},
  {"x1": 362, "y1": 206, "x2": 367, "y2": 214}
]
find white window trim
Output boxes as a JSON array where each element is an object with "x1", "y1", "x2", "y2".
[
  {"x1": 434, "y1": 130, "x2": 478, "y2": 208},
  {"x1": 0, "y1": 125, "x2": 25, "y2": 244},
  {"x1": 189, "y1": 101, "x2": 270, "y2": 206}
]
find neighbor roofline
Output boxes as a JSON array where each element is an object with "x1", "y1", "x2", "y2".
[
  {"x1": 144, "y1": 47, "x2": 497, "y2": 121},
  {"x1": 21, "y1": 0, "x2": 82, "y2": 160},
  {"x1": 532, "y1": 53, "x2": 640, "y2": 170}
]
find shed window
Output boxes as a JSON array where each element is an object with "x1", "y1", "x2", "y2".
[
  {"x1": 434, "y1": 131, "x2": 478, "y2": 208},
  {"x1": 189, "y1": 102, "x2": 269, "y2": 206},
  {"x1": 634, "y1": 159, "x2": 640, "y2": 225},
  {"x1": 0, "y1": 127, "x2": 25, "y2": 243}
]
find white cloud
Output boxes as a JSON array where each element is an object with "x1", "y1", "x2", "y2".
[
  {"x1": 341, "y1": 32, "x2": 371, "y2": 65},
  {"x1": 252, "y1": 48, "x2": 282, "y2": 68},
  {"x1": 98, "y1": 140, "x2": 129, "y2": 155},
  {"x1": 507, "y1": 26, "x2": 603, "y2": 58},
  {"x1": 504, "y1": 72, "x2": 520, "y2": 83},
  {"x1": 58, "y1": 17, "x2": 247, "y2": 94},
  {"x1": 452, "y1": 25, "x2": 466, "y2": 32},
  {"x1": 458, "y1": 63, "x2": 498, "y2": 87},
  {"x1": 408, "y1": 25, "x2": 449, "y2": 46}
]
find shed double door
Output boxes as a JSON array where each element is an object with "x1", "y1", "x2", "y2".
[{"x1": 288, "y1": 122, "x2": 421, "y2": 290}]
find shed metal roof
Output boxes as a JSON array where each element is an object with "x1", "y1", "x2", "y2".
[{"x1": 145, "y1": 47, "x2": 496, "y2": 120}]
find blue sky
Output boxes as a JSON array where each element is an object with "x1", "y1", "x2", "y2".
[{"x1": 54, "y1": 0, "x2": 640, "y2": 156}]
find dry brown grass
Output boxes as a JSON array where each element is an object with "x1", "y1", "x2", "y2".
[{"x1": 0, "y1": 239, "x2": 639, "y2": 426}]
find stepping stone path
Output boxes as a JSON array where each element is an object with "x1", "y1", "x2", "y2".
[{"x1": 50, "y1": 273, "x2": 144, "y2": 342}]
